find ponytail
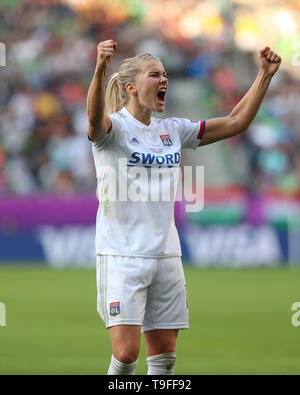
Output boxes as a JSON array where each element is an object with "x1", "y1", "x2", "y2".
[
  {"x1": 105, "y1": 53, "x2": 161, "y2": 115},
  {"x1": 105, "y1": 72, "x2": 123, "y2": 115}
]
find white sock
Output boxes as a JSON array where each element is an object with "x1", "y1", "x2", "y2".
[
  {"x1": 107, "y1": 354, "x2": 138, "y2": 375},
  {"x1": 147, "y1": 352, "x2": 176, "y2": 375}
]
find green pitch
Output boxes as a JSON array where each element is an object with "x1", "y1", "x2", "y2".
[{"x1": 0, "y1": 264, "x2": 299, "y2": 375}]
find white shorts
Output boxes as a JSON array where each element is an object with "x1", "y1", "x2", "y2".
[{"x1": 96, "y1": 255, "x2": 189, "y2": 332}]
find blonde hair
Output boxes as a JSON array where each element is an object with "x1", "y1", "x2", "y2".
[{"x1": 105, "y1": 53, "x2": 160, "y2": 114}]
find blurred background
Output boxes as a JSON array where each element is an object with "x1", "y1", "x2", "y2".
[{"x1": 1, "y1": 0, "x2": 300, "y2": 375}]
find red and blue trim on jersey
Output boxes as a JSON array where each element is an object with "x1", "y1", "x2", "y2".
[
  {"x1": 106, "y1": 122, "x2": 112, "y2": 135},
  {"x1": 197, "y1": 120, "x2": 206, "y2": 140}
]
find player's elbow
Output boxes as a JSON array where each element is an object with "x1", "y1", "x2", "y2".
[
  {"x1": 88, "y1": 112, "x2": 102, "y2": 129},
  {"x1": 228, "y1": 115, "x2": 248, "y2": 136}
]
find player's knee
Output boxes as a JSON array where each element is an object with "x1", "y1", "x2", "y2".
[
  {"x1": 157, "y1": 339, "x2": 177, "y2": 355},
  {"x1": 115, "y1": 348, "x2": 139, "y2": 364},
  {"x1": 152, "y1": 338, "x2": 177, "y2": 356}
]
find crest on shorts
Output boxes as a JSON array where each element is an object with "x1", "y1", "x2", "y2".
[
  {"x1": 160, "y1": 134, "x2": 173, "y2": 146},
  {"x1": 110, "y1": 302, "x2": 120, "y2": 316}
]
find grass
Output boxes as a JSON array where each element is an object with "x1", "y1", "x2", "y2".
[{"x1": 0, "y1": 264, "x2": 300, "y2": 375}]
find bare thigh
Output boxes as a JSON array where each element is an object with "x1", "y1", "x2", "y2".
[{"x1": 109, "y1": 325, "x2": 141, "y2": 364}]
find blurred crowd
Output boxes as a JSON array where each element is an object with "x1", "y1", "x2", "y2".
[{"x1": 0, "y1": 0, "x2": 300, "y2": 195}]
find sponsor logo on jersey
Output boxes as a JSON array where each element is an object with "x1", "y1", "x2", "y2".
[
  {"x1": 128, "y1": 151, "x2": 180, "y2": 166},
  {"x1": 110, "y1": 302, "x2": 120, "y2": 316},
  {"x1": 160, "y1": 134, "x2": 173, "y2": 146}
]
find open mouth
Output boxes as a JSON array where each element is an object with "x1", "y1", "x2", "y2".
[{"x1": 157, "y1": 88, "x2": 167, "y2": 103}]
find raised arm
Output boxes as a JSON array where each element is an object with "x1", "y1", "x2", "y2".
[
  {"x1": 199, "y1": 46, "x2": 281, "y2": 146},
  {"x1": 87, "y1": 40, "x2": 117, "y2": 141}
]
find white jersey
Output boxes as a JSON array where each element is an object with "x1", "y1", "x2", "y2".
[{"x1": 91, "y1": 107, "x2": 205, "y2": 258}]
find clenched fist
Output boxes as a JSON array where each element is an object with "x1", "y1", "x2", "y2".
[
  {"x1": 259, "y1": 46, "x2": 281, "y2": 77},
  {"x1": 96, "y1": 40, "x2": 118, "y2": 70}
]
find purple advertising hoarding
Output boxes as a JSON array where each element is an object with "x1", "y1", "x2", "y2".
[
  {"x1": 0, "y1": 194, "x2": 98, "y2": 230},
  {"x1": 0, "y1": 191, "x2": 292, "y2": 266}
]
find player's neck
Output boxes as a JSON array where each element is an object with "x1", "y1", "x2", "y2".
[{"x1": 125, "y1": 103, "x2": 152, "y2": 126}]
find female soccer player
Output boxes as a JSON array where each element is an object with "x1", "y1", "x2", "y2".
[{"x1": 87, "y1": 40, "x2": 281, "y2": 375}]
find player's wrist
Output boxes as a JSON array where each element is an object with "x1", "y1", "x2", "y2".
[
  {"x1": 95, "y1": 62, "x2": 107, "y2": 77},
  {"x1": 258, "y1": 67, "x2": 274, "y2": 80},
  {"x1": 96, "y1": 63, "x2": 106, "y2": 72}
]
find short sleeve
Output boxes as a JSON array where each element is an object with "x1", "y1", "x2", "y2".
[
  {"x1": 90, "y1": 114, "x2": 122, "y2": 150},
  {"x1": 174, "y1": 118, "x2": 206, "y2": 150}
]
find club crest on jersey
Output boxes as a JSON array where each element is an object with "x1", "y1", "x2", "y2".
[
  {"x1": 160, "y1": 134, "x2": 173, "y2": 146},
  {"x1": 110, "y1": 302, "x2": 120, "y2": 316}
]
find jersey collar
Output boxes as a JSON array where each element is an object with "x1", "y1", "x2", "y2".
[{"x1": 121, "y1": 107, "x2": 155, "y2": 130}]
